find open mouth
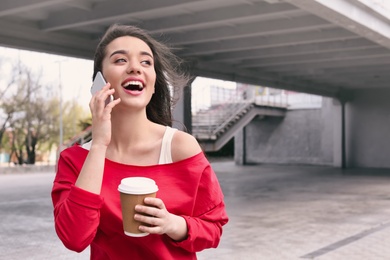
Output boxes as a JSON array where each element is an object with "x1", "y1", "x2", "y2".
[{"x1": 122, "y1": 81, "x2": 144, "y2": 91}]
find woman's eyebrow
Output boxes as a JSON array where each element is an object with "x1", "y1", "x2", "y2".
[
  {"x1": 140, "y1": 51, "x2": 153, "y2": 58},
  {"x1": 109, "y1": 49, "x2": 127, "y2": 58},
  {"x1": 109, "y1": 50, "x2": 153, "y2": 58}
]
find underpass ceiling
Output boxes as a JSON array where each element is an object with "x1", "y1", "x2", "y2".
[{"x1": 0, "y1": 0, "x2": 389, "y2": 98}]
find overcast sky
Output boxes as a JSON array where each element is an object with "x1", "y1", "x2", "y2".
[
  {"x1": 0, "y1": 46, "x2": 235, "y2": 112},
  {"x1": 0, "y1": 46, "x2": 94, "y2": 110}
]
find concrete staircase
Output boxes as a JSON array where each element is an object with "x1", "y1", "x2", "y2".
[{"x1": 192, "y1": 102, "x2": 286, "y2": 152}]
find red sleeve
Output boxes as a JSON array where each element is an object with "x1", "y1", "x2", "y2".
[
  {"x1": 51, "y1": 148, "x2": 104, "y2": 252},
  {"x1": 171, "y1": 162, "x2": 229, "y2": 252}
]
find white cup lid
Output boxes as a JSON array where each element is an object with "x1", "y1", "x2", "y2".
[{"x1": 118, "y1": 177, "x2": 158, "y2": 194}]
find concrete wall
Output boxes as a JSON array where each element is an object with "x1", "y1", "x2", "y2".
[
  {"x1": 235, "y1": 98, "x2": 341, "y2": 166},
  {"x1": 346, "y1": 89, "x2": 390, "y2": 168},
  {"x1": 235, "y1": 90, "x2": 390, "y2": 169}
]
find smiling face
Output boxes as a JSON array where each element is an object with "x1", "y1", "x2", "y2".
[{"x1": 101, "y1": 36, "x2": 156, "y2": 110}]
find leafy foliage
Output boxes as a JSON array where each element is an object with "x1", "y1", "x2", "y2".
[{"x1": 0, "y1": 60, "x2": 90, "y2": 164}]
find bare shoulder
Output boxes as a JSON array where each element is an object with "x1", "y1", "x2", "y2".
[{"x1": 171, "y1": 130, "x2": 202, "y2": 162}]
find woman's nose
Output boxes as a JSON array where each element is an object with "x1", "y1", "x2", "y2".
[{"x1": 126, "y1": 60, "x2": 141, "y2": 74}]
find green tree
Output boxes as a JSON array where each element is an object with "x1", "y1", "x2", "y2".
[
  {"x1": 6, "y1": 64, "x2": 45, "y2": 164},
  {"x1": 0, "y1": 70, "x2": 18, "y2": 150},
  {"x1": 43, "y1": 98, "x2": 90, "y2": 150},
  {"x1": 1, "y1": 60, "x2": 90, "y2": 165}
]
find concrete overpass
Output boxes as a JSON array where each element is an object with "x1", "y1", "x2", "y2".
[{"x1": 1, "y1": 0, "x2": 390, "y2": 168}]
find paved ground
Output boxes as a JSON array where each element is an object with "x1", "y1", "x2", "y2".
[{"x1": 1, "y1": 161, "x2": 390, "y2": 259}]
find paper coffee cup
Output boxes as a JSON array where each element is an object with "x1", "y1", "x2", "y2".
[{"x1": 118, "y1": 177, "x2": 158, "y2": 237}]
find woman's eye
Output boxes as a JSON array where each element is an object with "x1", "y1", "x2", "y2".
[
  {"x1": 115, "y1": 58, "x2": 126, "y2": 63},
  {"x1": 141, "y1": 60, "x2": 152, "y2": 66}
]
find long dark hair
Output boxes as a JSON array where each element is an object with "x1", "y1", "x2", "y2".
[{"x1": 93, "y1": 24, "x2": 190, "y2": 126}]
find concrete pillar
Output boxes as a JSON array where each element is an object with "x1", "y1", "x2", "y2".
[
  {"x1": 331, "y1": 98, "x2": 343, "y2": 168},
  {"x1": 172, "y1": 79, "x2": 194, "y2": 133},
  {"x1": 183, "y1": 84, "x2": 192, "y2": 134},
  {"x1": 234, "y1": 127, "x2": 246, "y2": 165}
]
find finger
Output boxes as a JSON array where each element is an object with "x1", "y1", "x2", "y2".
[
  {"x1": 89, "y1": 98, "x2": 94, "y2": 111},
  {"x1": 135, "y1": 205, "x2": 160, "y2": 218},
  {"x1": 134, "y1": 215, "x2": 162, "y2": 235},
  {"x1": 134, "y1": 213, "x2": 159, "y2": 224},
  {"x1": 92, "y1": 82, "x2": 111, "y2": 98},
  {"x1": 94, "y1": 82, "x2": 111, "y2": 98},
  {"x1": 139, "y1": 224, "x2": 162, "y2": 234},
  {"x1": 105, "y1": 97, "x2": 121, "y2": 109},
  {"x1": 96, "y1": 82, "x2": 111, "y2": 94},
  {"x1": 95, "y1": 93, "x2": 115, "y2": 112},
  {"x1": 102, "y1": 82, "x2": 111, "y2": 90},
  {"x1": 144, "y1": 197, "x2": 165, "y2": 209},
  {"x1": 97, "y1": 87, "x2": 114, "y2": 102}
]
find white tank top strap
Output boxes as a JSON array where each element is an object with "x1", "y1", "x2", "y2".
[
  {"x1": 158, "y1": 126, "x2": 178, "y2": 164},
  {"x1": 81, "y1": 140, "x2": 92, "y2": 150}
]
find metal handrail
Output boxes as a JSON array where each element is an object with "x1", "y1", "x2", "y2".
[
  {"x1": 192, "y1": 84, "x2": 295, "y2": 140},
  {"x1": 211, "y1": 102, "x2": 253, "y2": 137},
  {"x1": 192, "y1": 84, "x2": 255, "y2": 138}
]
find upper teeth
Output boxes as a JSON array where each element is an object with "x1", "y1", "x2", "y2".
[{"x1": 123, "y1": 81, "x2": 143, "y2": 88}]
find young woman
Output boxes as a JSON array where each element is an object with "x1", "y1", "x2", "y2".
[{"x1": 51, "y1": 24, "x2": 228, "y2": 259}]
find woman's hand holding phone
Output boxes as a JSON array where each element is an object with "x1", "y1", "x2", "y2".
[
  {"x1": 91, "y1": 71, "x2": 113, "y2": 106},
  {"x1": 89, "y1": 72, "x2": 120, "y2": 147},
  {"x1": 76, "y1": 72, "x2": 120, "y2": 195}
]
